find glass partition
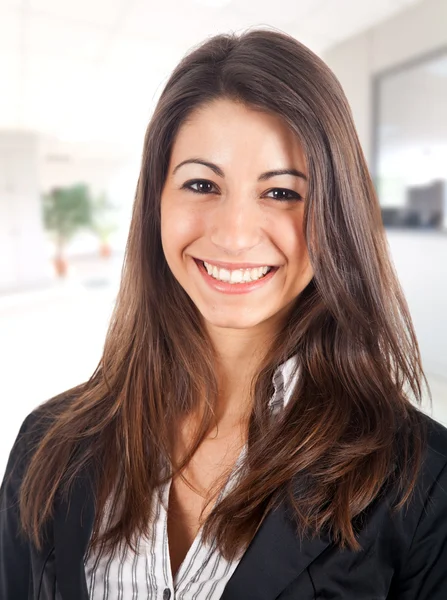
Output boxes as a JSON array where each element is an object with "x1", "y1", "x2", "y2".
[{"x1": 373, "y1": 48, "x2": 447, "y2": 230}]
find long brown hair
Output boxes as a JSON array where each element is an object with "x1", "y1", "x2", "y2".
[{"x1": 20, "y1": 28, "x2": 429, "y2": 560}]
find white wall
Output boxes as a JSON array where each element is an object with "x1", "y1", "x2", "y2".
[
  {"x1": 323, "y1": 0, "x2": 447, "y2": 381},
  {"x1": 386, "y1": 231, "x2": 447, "y2": 380},
  {"x1": 0, "y1": 132, "x2": 51, "y2": 292}
]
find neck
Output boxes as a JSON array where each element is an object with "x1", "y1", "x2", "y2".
[{"x1": 205, "y1": 325, "x2": 275, "y2": 430}]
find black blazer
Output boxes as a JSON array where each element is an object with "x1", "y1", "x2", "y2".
[{"x1": 2, "y1": 403, "x2": 447, "y2": 600}]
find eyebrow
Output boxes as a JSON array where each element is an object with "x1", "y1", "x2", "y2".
[{"x1": 172, "y1": 158, "x2": 308, "y2": 182}]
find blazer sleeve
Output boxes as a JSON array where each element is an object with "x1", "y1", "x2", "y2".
[
  {"x1": 0, "y1": 414, "x2": 36, "y2": 599},
  {"x1": 393, "y1": 457, "x2": 447, "y2": 599}
]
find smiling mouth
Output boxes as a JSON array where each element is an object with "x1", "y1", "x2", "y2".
[{"x1": 196, "y1": 259, "x2": 277, "y2": 284}]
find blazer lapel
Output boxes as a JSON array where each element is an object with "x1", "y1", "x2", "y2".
[
  {"x1": 221, "y1": 501, "x2": 332, "y2": 600},
  {"x1": 52, "y1": 469, "x2": 331, "y2": 600},
  {"x1": 53, "y1": 469, "x2": 96, "y2": 600}
]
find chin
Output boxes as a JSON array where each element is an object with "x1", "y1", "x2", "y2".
[
  {"x1": 207, "y1": 319, "x2": 258, "y2": 330},
  {"x1": 200, "y1": 308, "x2": 275, "y2": 331}
]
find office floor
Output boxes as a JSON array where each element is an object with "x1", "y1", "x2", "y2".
[{"x1": 1, "y1": 251, "x2": 446, "y2": 477}]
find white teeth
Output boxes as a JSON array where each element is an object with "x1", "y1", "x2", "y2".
[
  {"x1": 219, "y1": 268, "x2": 230, "y2": 282},
  {"x1": 230, "y1": 270, "x2": 243, "y2": 283},
  {"x1": 202, "y1": 261, "x2": 272, "y2": 284}
]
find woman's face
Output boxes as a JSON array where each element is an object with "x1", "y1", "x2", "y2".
[{"x1": 160, "y1": 98, "x2": 313, "y2": 333}]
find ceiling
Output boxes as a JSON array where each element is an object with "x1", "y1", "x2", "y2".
[{"x1": 0, "y1": 0, "x2": 424, "y2": 176}]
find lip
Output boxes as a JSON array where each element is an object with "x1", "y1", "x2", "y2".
[
  {"x1": 194, "y1": 258, "x2": 279, "y2": 295},
  {"x1": 195, "y1": 258, "x2": 277, "y2": 270}
]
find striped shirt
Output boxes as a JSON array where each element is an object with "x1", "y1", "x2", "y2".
[{"x1": 84, "y1": 355, "x2": 299, "y2": 600}]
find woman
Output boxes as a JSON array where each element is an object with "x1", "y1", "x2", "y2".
[{"x1": 1, "y1": 28, "x2": 447, "y2": 600}]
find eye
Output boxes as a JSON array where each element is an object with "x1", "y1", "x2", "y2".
[
  {"x1": 181, "y1": 179, "x2": 218, "y2": 194},
  {"x1": 264, "y1": 188, "x2": 303, "y2": 202},
  {"x1": 180, "y1": 180, "x2": 303, "y2": 201}
]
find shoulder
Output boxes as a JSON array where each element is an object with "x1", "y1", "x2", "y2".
[
  {"x1": 397, "y1": 408, "x2": 447, "y2": 508},
  {"x1": 412, "y1": 410, "x2": 447, "y2": 520},
  {"x1": 23, "y1": 384, "x2": 85, "y2": 432},
  {"x1": 417, "y1": 408, "x2": 447, "y2": 502},
  {"x1": 389, "y1": 407, "x2": 447, "y2": 483},
  {"x1": 360, "y1": 410, "x2": 447, "y2": 553},
  {"x1": 415, "y1": 409, "x2": 447, "y2": 479},
  {"x1": 3, "y1": 386, "x2": 84, "y2": 478},
  {"x1": 387, "y1": 410, "x2": 447, "y2": 557},
  {"x1": 384, "y1": 411, "x2": 447, "y2": 597}
]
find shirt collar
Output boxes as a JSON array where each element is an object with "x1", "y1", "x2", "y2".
[{"x1": 269, "y1": 354, "x2": 300, "y2": 414}]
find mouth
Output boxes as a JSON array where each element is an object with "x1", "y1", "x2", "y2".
[{"x1": 194, "y1": 258, "x2": 279, "y2": 285}]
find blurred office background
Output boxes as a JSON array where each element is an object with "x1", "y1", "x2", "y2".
[{"x1": 1, "y1": 0, "x2": 446, "y2": 476}]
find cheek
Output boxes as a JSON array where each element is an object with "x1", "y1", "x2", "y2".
[
  {"x1": 295, "y1": 240, "x2": 312, "y2": 276},
  {"x1": 278, "y1": 216, "x2": 311, "y2": 274},
  {"x1": 161, "y1": 202, "x2": 181, "y2": 266},
  {"x1": 161, "y1": 201, "x2": 204, "y2": 260}
]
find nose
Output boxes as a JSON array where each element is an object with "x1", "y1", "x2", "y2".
[{"x1": 209, "y1": 193, "x2": 262, "y2": 255}]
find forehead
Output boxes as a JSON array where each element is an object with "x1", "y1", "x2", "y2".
[{"x1": 169, "y1": 98, "x2": 307, "y2": 174}]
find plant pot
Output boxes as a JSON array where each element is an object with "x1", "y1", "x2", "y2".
[
  {"x1": 54, "y1": 255, "x2": 68, "y2": 277},
  {"x1": 99, "y1": 241, "x2": 112, "y2": 258}
]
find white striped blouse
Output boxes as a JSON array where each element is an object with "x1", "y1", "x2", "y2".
[{"x1": 84, "y1": 355, "x2": 299, "y2": 600}]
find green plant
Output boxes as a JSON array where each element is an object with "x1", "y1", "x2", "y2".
[
  {"x1": 42, "y1": 183, "x2": 93, "y2": 258},
  {"x1": 89, "y1": 191, "x2": 119, "y2": 244}
]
